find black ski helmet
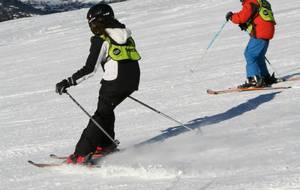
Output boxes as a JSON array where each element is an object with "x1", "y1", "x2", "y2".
[
  {"x1": 87, "y1": 3, "x2": 114, "y2": 24},
  {"x1": 87, "y1": 3, "x2": 114, "y2": 34}
]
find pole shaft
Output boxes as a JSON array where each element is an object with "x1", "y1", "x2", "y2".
[
  {"x1": 191, "y1": 21, "x2": 228, "y2": 72},
  {"x1": 128, "y1": 96, "x2": 192, "y2": 131},
  {"x1": 207, "y1": 21, "x2": 228, "y2": 50},
  {"x1": 66, "y1": 91, "x2": 119, "y2": 147}
]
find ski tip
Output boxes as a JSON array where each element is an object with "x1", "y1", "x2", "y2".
[
  {"x1": 206, "y1": 89, "x2": 217, "y2": 95},
  {"x1": 49, "y1": 154, "x2": 58, "y2": 158},
  {"x1": 28, "y1": 160, "x2": 41, "y2": 167}
]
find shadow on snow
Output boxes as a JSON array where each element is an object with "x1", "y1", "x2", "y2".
[
  {"x1": 136, "y1": 92, "x2": 281, "y2": 147},
  {"x1": 281, "y1": 72, "x2": 300, "y2": 80}
]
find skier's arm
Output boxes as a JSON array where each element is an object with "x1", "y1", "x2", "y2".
[
  {"x1": 71, "y1": 36, "x2": 104, "y2": 84},
  {"x1": 231, "y1": 2, "x2": 259, "y2": 24},
  {"x1": 55, "y1": 36, "x2": 108, "y2": 95}
]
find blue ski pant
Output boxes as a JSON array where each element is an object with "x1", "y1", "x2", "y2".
[{"x1": 244, "y1": 37, "x2": 270, "y2": 78}]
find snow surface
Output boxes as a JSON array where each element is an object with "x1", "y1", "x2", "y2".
[
  {"x1": 1, "y1": 0, "x2": 300, "y2": 189},
  {"x1": 20, "y1": 0, "x2": 119, "y2": 6},
  {"x1": 20, "y1": 0, "x2": 102, "y2": 4}
]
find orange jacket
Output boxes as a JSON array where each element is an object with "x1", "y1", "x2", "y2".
[{"x1": 231, "y1": 0, "x2": 275, "y2": 40}]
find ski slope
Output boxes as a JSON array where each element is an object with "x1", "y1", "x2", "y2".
[{"x1": 1, "y1": 0, "x2": 300, "y2": 189}]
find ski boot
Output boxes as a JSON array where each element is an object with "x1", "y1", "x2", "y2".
[
  {"x1": 66, "y1": 153, "x2": 92, "y2": 165},
  {"x1": 93, "y1": 143, "x2": 119, "y2": 157},
  {"x1": 238, "y1": 76, "x2": 267, "y2": 88},
  {"x1": 264, "y1": 73, "x2": 278, "y2": 86}
]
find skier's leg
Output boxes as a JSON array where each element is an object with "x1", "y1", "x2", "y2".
[
  {"x1": 257, "y1": 40, "x2": 270, "y2": 77},
  {"x1": 74, "y1": 89, "x2": 132, "y2": 156},
  {"x1": 244, "y1": 37, "x2": 262, "y2": 78}
]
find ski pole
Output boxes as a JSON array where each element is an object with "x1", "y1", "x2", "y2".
[
  {"x1": 265, "y1": 56, "x2": 271, "y2": 65},
  {"x1": 206, "y1": 20, "x2": 228, "y2": 51},
  {"x1": 65, "y1": 91, "x2": 120, "y2": 147},
  {"x1": 190, "y1": 20, "x2": 228, "y2": 73},
  {"x1": 128, "y1": 96, "x2": 192, "y2": 131},
  {"x1": 264, "y1": 56, "x2": 281, "y2": 77}
]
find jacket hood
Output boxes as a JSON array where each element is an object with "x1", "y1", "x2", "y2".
[
  {"x1": 105, "y1": 28, "x2": 132, "y2": 44},
  {"x1": 103, "y1": 19, "x2": 131, "y2": 44}
]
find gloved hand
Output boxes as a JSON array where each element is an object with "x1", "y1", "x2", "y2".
[
  {"x1": 226, "y1": 11, "x2": 233, "y2": 21},
  {"x1": 238, "y1": 23, "x2": 248, "y2": 31},
  {"x1": 55, "y1": 77, "x2": 76, "y2": 95}
]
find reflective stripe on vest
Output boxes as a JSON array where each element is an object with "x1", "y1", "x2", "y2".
[
  {"x1": 100, "y1": 35, "x2": 141, "y2": 61},
  {"x1": 246, "y1": 0, "x2": 276, "y2": 33}
]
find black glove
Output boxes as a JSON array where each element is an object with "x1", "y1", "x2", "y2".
[
  {"x1": 238, "y1": 23, "x2": 248, "y2": 31},
  {"x1": 226, "y1": 11, "x2": 233, "y2": 21},
  {"x1": 55, "y1": 77, "x2": 76, "y2": 95}
]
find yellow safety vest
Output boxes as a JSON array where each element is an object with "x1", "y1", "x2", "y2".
[
  {"x1": 246, "y1": 0, "x2": 276, "y2": 33},
  {"x1": 100, "y1": 35, "x2": 141, "y2": 61},
  {"x1": 257, "y1": 0, "x2": 275, "y2": 22}
]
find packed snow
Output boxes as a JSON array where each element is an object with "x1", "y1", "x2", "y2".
[
  {"x1": 0, "y1": 0, "x2": 300, "y2": 189},
  {"x1": 20, "y1": 0, "x2": 121, "y2": 6}
]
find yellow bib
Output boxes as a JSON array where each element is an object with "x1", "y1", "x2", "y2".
[{"x1": 100, "y1": 35, "x2": 141, "y2": 61}]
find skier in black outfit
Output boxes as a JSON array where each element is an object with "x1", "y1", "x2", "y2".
[{"x1": 55, "y1": 3, "x2": 141, "y2": 164}]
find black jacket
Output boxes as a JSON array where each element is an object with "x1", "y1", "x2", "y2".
[{"x1": 71, "y1": 21, "x2": 140, "y2": 92}]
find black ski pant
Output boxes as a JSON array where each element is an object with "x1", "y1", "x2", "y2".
[{"x1": 74, "y1": 87, "x2": 133, "y2": 156}]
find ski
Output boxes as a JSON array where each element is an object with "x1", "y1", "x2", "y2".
[
  {"x1": 49, "y1": 153, "x2": 104, "y2": 160},
  {"x1": 29, "y1": 151, "x2": 119, "y2": 168},
  {"x1": 49, "y1": 154, "x2": 68, "y2": 160},
  {"x1": 28, "y1": 159, "x2": 102, "y2": 168},
  {"x1": 207, "y1": 86, "x2": 292, "y2": 95},
  {"x1": 279, "y1": 76, "x2": 300, "y2": 82},
  {"x1": 28, "y1": 160, "x2": 65, "y2": 168},
  {"x1": 49, "y1": 146, "x2": 121, "y2": 160},
  {"x1": 207, "y1": 75, "x2": 300, "y2": 95}
]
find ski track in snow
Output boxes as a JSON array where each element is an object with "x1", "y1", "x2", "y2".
[{"x1": 1, "y1": 0, "x2": 300, "y2": 189}]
